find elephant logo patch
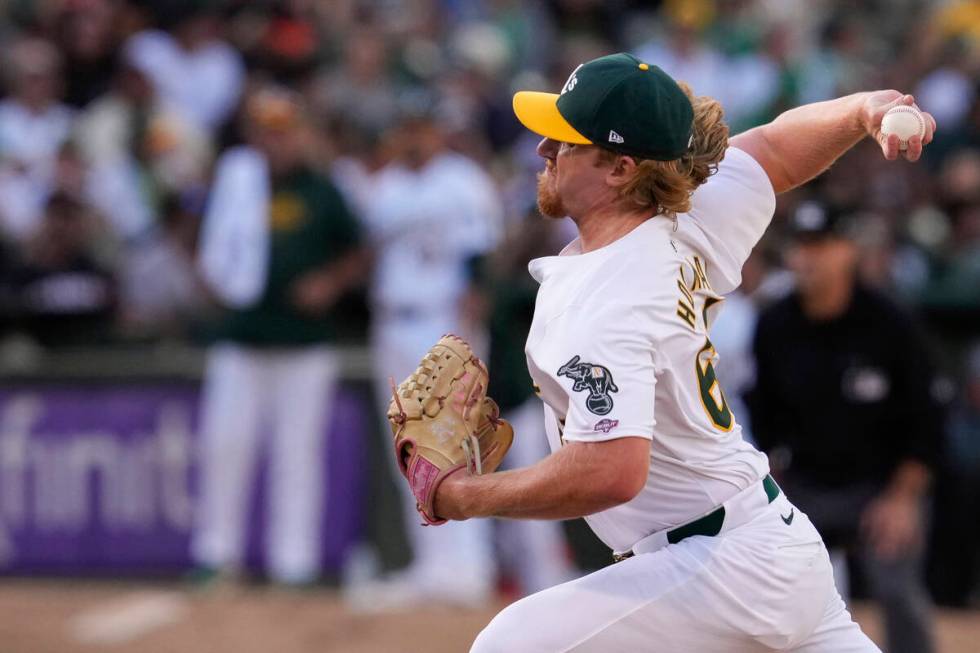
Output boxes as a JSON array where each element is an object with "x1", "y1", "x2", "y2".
[{"x1": 557, "y1": 355, "x2": 619, "y2": 416}]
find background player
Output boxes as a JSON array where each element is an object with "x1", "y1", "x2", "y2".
[
  {"x1": 193, "y1": 87, "x2": 365, "y2": 586},
  {"x1": 353, "y1": 93, "x2": 506, "y2": 608}
]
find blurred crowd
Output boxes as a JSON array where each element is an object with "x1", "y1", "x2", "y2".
[
  {"x1": 0, "y1": 0, "x2": 978, "y2": 610},
  {"x1": 0, "y1": 0, "x2": 976, "y2": 348}
]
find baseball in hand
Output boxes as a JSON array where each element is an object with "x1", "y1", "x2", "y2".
[{"x1": 880, "y1": 105, "x2": 926, "y2": 151}]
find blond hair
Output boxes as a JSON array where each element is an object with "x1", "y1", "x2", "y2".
[{"x1": 601, "y1": 82, "x2": 729, "y2": 217}]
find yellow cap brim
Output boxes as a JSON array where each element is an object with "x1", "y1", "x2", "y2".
[{"x1": 512, "y1": 91, "x2": 591, "y2": 144}]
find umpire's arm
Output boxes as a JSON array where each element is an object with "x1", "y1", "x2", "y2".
[
  {"x1": 730, "y1": 91, "x2": 936, "y2": 194},
  {"x1": 744, "y1": 310, "x2": 795, "y2": 458},
  {"x1": 878, "y1": 316, "x2": 944, "y2": 497},
  {"x1": 862, "y1": 314, "x2": 944, "y2": 558}
]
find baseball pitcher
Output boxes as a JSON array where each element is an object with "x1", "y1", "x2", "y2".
[{"x1": 392, "y1": 53, "x2": 935, "y2": 651}]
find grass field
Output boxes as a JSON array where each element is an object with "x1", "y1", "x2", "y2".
[{"x1": 1, "y1": 579, "x2": 977, "y2": 652}]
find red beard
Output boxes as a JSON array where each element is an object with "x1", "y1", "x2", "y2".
[{"x1": 536, "y1": 165, "x2": 565, "y2": 218}]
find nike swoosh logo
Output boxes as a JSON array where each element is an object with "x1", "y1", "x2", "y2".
[{"x1": 781, "y1": 508, "x2": 795, "y2": 525}]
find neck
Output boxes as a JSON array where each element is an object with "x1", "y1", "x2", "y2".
[
  {"x1": 20, "y1": 96, "x2": 50, "y2": 114},
  {"x1": 574, "y1": 204, "x2": 654, "y2": 253},
  {"x1": 800, "y1": 278, "x2": 855, "y2": 321},
  {"x1": 269, "y1": 160, "x2": 302, "y2": 179}
]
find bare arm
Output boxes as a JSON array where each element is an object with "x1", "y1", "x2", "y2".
[
  {"x1": 861, "y1": 459, "x2": 932, "y2": 559},
  {"x1": 290, "y1": 246, "x2": 370, "y2": 315},
  {"x1": 731, "y1": 91, "x2": 937, "y2": 194},
  {"x1": 433, "y1": 436, "x2": 651, "y2": 521}
]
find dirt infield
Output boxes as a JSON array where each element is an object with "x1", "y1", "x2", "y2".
[{"x1": 0, "y1": 579, "x2": 978, "y2": 652}]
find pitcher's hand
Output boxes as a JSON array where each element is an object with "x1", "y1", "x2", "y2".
[{"x1": 861, "y1": 91, "x2": 936, "y2": 162}]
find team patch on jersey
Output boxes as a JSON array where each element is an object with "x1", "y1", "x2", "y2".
[
  {"x1": 593, "y1": 418, "x2": 619, "y2": 433},
  {"x1": 558, "y1": 355, "x2": 619, "y2": 415}
]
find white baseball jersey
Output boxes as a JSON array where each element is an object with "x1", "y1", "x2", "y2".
[
  {"x1": 364, "y1": 152, "x2": 503, "y2": 313},
  {"x1": 525, "y1": 147, "x2": 777, "y2": 552}
]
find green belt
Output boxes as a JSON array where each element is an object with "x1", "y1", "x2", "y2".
[{"x1": 614, "y1": 474, "x2": 781, "y2": 562}]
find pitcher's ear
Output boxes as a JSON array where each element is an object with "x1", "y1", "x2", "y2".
[{"x1": 607, "y1": 155, "x2": 638, "y2": 188}]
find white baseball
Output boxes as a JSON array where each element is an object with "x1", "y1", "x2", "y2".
[{"x1": 880, "y1": 105, "x2": 926, "y2": 151}]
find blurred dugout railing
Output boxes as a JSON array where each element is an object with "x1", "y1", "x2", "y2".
[{"x1": 0, "y1": 342, "x2": 373, "y2": 382}]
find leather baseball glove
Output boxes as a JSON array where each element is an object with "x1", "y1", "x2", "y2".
[{"x1": 387, "y1": 334, "x2": 513, "y2": 525}]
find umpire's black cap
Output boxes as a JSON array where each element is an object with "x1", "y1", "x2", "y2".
[{"x1": 787, "y1": 200, "x2": 859, "y2": 242}]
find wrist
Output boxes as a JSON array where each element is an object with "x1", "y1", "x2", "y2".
[
  {"x1": 854, "y1": 92, "x2": 877, "y2": 136},
  {"x1": 434, "y1": 472, "x2": 472, "y2": 521}
]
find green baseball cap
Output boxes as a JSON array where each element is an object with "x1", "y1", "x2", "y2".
[{"x1": 513, "y1": 53, "x2": 694, "y2": 161}]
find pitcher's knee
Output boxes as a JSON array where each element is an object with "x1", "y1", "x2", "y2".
[
  {"x1": 470, "y1": 610, "x2": 518, "y2": 652},
  {"x1": 469, "y1": 623, "x2": 505, "y2": 653},
  {"x1": 470, "y1": 601, "x2": 548, "y2": 653}
]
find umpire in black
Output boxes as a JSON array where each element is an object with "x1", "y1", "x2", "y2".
[{"x1": 748, "y1": 200, "x2": 942, "y2": 653}]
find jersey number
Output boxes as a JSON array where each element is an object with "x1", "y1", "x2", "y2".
[{"x1": 696, "y1": 339, "x2": 733, "y2": 431}]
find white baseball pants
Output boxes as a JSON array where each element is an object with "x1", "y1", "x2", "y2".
[
  {"x1": 191, "y1": 343, "x2": 339, "y2": 584},
  {"x1": 471, "y1": 493, "x2": 880, "y2": 652}
]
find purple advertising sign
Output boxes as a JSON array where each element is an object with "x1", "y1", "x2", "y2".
[{"x1": 0, "y1": 384, "x2": 367, "y2": 575}]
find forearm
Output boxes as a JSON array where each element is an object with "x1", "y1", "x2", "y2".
[
  {"x1": 436, "y1": 438, "x2": 649, "y2": 521},
  {"x1": 445, "y1": 464, "x2": 616, "y2": 521},
  {"x1": 345, "y1": 248, "x2": 371, "y2": 288},
  {"x1": 732, "y1": 92, "x2": 873, "y2": 193},
  {"x1": 322, "y1": 247, "x2": 369, "y2": 291}
]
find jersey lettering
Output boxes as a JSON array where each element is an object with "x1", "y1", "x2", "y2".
[
  {"x1": 696, "y1": 338, "x2": 734, "y2": 431},
  {"x1": 676, "y1": 265, "x2": 697, "y2": 330},
  {"x1": 674, "y1": 257, "x2": 732, "y2": 429},
  {"x1": 677, "y1": 295, "x2": 697, "y2": 329},
  {"x1": 702, "y1": 296, "x2": 723, "y2": 331},
  {"x1": 691, "y1": 256, "x2": 709, "y2": 291},
  {"x1": 675, "y1": 257, "x2": 723, "y2": 331}
]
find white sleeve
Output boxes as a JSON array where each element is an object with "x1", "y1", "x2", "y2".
[
  {"x1": 556, "y1": 304, "x2": 658, "y2": 442},
  {"x1": 196, "y1": 147, "x2": 269, "y2": 307},
  {"x1": 686, "y1": 147, "x2": 776, "y2": 294}
]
